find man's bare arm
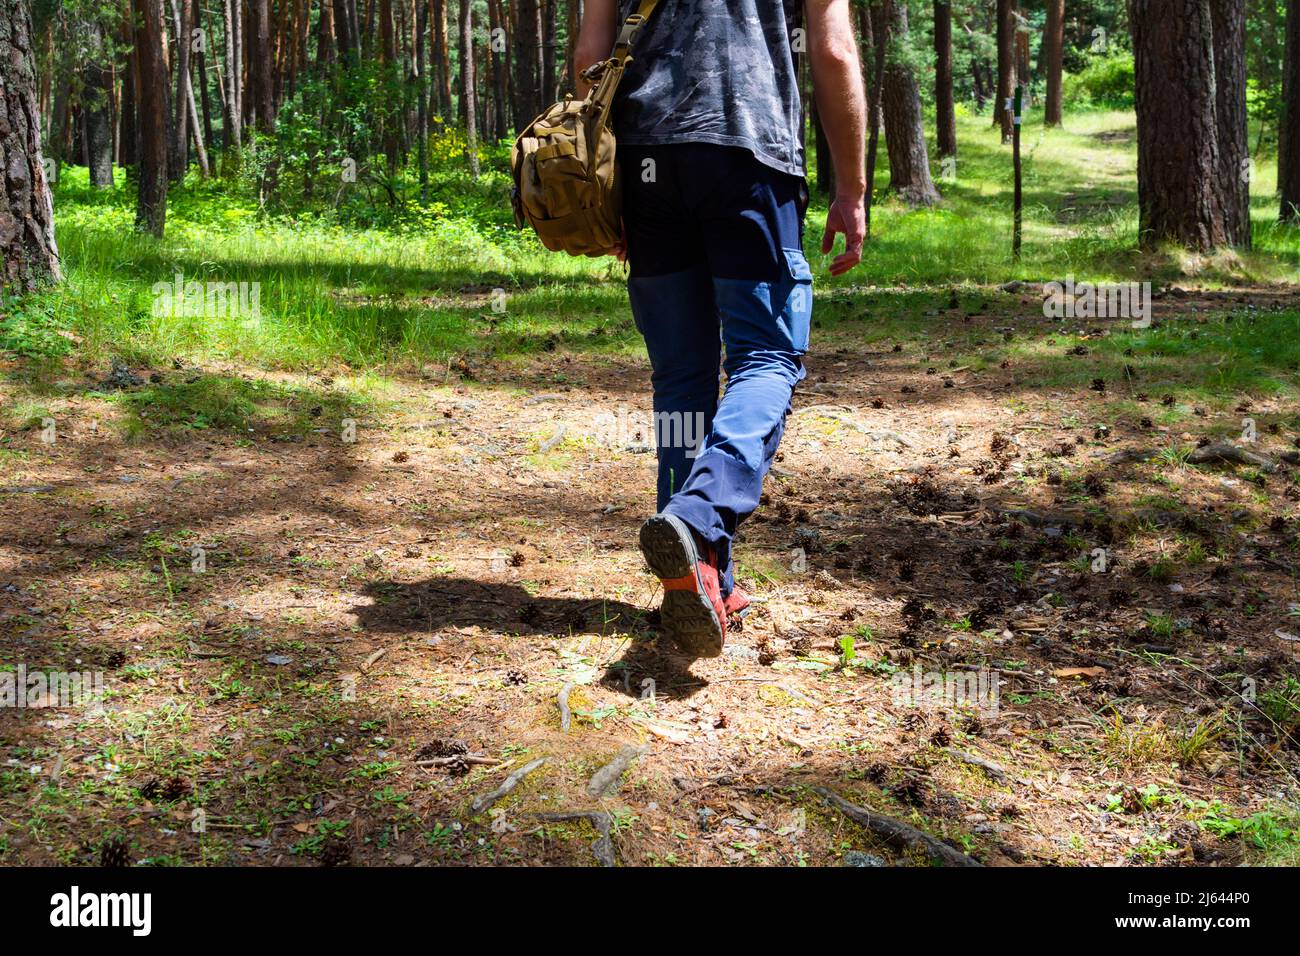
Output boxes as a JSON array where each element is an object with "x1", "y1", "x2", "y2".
[
  {"x1": 806, "y1": 0, "x2": 867, "y2": 275},
  {"x1": 574, "y1": 0, "x2": 618, "y2": 97}
]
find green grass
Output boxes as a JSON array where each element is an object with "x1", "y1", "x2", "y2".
[{"x1": 26, "y1": 106, "x2": 1300, "y2": 382}]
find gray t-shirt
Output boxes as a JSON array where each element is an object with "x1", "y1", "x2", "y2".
[{"x1": 612, "y1": 0, "x2": 806, "y2": 178}]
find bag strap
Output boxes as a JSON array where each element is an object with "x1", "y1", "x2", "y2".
[
  {"x1": 611, "y1": 0, "x2": 662, "y2": 67},
  {"x1": 585, "y1": 0, "x2": 663, "y2": 131}
]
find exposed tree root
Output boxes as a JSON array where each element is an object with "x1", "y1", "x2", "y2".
[{"x1": 813, "y1": 787, "x2": 983, "y2": 867}]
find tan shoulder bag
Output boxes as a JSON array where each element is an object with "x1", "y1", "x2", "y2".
[{"x1": 510, "y1": 0, "x2": 662, "y2": 256}]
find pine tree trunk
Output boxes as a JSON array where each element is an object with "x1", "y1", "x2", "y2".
[
  {"x1": 133, "y1": 0, "x2": 169, "y2": 235},
  {"x1": 994, "y1": 0, "x2": 1015, "y2": 141},
  {"x1": 186, "y1": 49, "x2": 211, "y2": 176},
  {"x1": 513, "y1": 0, "x2": 541, "y2": 129},
  {"x1": 864, "y1": 2, "x2": 888, "y2": 235},
  {"x1": 489, "y1": 0, "x2": 509, "y2": 140},
  {"x1": 316, "y1": 0, "x2": 335, "y2": 70},
  {"x1": 223, "y1": 0, "x2": 242, "y2": 149},
  {"x1": 333, "y1": 0, "x2": 356, "y2": 63},
  {"x1": 415, "y1": 0, "x2": 429, "y2": 195},
  {"x1": 0, "y1": 0, "x2": 60, "y2": 289},
  {"x1": 119, "y1": 22, "x2": 138, "y2": 171},
  {"x1": 195, "y1": 0, "x2": 215, "y2": 152},
  {"x1": 380, "y1": 0, "x2": 398, "y2": 169},
  {"x1": 882, "y1": 1, "x2": 939, "y2": 206},
  {"x1": 254, "y1": 0, "x2": 275, "y2": 131},
  {"x1": 1282, "y1": 0, "x2": 1300, "y2": 220},
  {"x1": 1131, "y1": 0, "x2": 1225, "y2": 249},
  {"x1": 566, "y1": 0, "x2": 579, "y2": 87},
  {"x1": 84, "y1": 19, "x2": 115, "y2": 187},
  {"x1": 1043, "y1": 0, "x2": 1064, "y2": 126},
  {"x1": 432, "y1": 0, "x2": 452, "y2": 121},
  {"x1": 459, "y1": 0, "x2": 478, "y2": 177},
  {"x1": 1210, "y1": 0, "x2": 1251, "y2": 248},
  {"x1": 541, "y1": 0, "x2": 557, "y2": 103},
  {"x1": 169, "y1": 0, "x2": 190, "y2": 181},
  {"x1": 934, "y1": 0, "x2": 956, "y2": 158}
]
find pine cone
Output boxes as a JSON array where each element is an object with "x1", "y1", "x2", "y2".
[
  {"x1": 99, "y1": 837, "x2": 131, "y2": 868},
  {"x1": 319, "y1": 838, "x2": 352, "y2": 867},
  {"x1": 417, "y1": 738, "x2": 468, "y2": 761}
]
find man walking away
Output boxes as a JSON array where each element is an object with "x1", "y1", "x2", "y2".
[{"x1": 574, "y1": 0, "x2": 866, "y2": 656}]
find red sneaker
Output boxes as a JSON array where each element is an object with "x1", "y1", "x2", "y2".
[
  {"x1": 723, "y1": 586, "x2": 751, "y2": 618},
  {"x1": 639, "y1": 514, "x2": 726, "y2": 657}
]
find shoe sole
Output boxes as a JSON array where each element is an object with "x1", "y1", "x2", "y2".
[{"x1": 639, "y1": 515, "x2": 725, "y2": 658}]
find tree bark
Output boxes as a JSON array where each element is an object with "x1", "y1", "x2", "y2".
[
  {"x1": 0, "y1": 0, "x2": 60, "y2": 289},
  {"x1": 223, "y1": 0, "x2": 243, "y2": 149},
  {"x1": 459, "y1": 0, "x2": 478, "y2": 176},
  {"x1": 380, "y1": 0, "x2": 398, "y2": 169},
  {"x1": 1210, "y1": 0, "x2": 1251, "y2": 248},
  {"x1": 253, "y1": 0, "x2": 275, "y2": 132},
  {"x1": 432, "y1": 0, "x2": 452, "y2": 121},
  {"x1": 513, "y1": 0, "x2": 541, "y2": 131},
  {"x1": 1283, "y1": 0, "x2": 1300, "y2": 220},
  {"x1": 169, "y1": 0, "x2": 191, "y2": 181},
  {"x1": 566, "y1": 0, "x2": 579, "y2": 87},
  {"x1": 489, "y1": 0, "x2": 510, "y2": 141},
  {"x1": 333, "y1": 0, "x2": 356, "y2": 63},
  {"x1": 316, "y1": 0, "x2": 335, "y2": 70},
  {"x1": 415, "y1": 0, "x2": 429, "y2": 195},
  {"x1": 186, "y1": 48, "x2": 211, "y2": 176},
  {"x1": 934, "y1": 0, "x2": 956, "y2": 158},
  {"x1": 541, "y1": 0, "x2": 557, "y2": 103},
  {"x1": 194, "y1": 0, "x2": 216, "y2": 152},
  {"x1": 133, "y1": 0, "x2": 169, "y2": 235},
  {"x1": 119, "y1": 17, "x2": 138, "y2": 171},
  {"x1": 881, "y1": 1, "x2": 939, "y2": 206},
  {"x1": 994, "y1": 0, "x2": 1016, "y2": 141},
  {"x1": 84, "y1": 19, "x2": 115, "y2": 187},
  {"x1": 1130, "y1": 0, "x2": 1225, "y2": 249},
  {"x1": 864, "y1": 2, "x2": 888, "y2": 236},
  {"x1": 1043, "y1": 0, "x2": 1064, "y2": 126}
]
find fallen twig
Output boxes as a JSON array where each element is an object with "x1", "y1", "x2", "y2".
[
  {"x1": 1187, "y1": 442, "x2": 1278, "y2": 472},
  {"x1": 587, "y1": 744, "x2": 647, "y2": 798},
  {"x1": 813, "y1": 787, "x2": 982, "y2": 867},
  {"x1": 416, "y1": 754, "x2": 501, "y2": 768},
  {"x1": 945, "y1": 748, "x2": 1009, "y2": 784},
  {"x1": 470, "y1": 757, "x2": 547, "y2": 813},
  {"x1": 558, "y1": 683, "x2": 574, "y2": 733}
]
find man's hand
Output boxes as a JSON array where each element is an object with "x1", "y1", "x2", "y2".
[
  {"x1": 807, "y1": 0, "x2": 867, "y2": 275},
  {"x1": 822, "y1": 192, "x2": 865, "y2": 276},
  {"x1": 592, "y1": 218, "x2": 626, "y2": 260}
]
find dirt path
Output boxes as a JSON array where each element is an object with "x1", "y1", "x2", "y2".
[{"x1": 1, "y1": 290, "x2": 1297, "y2": 867}]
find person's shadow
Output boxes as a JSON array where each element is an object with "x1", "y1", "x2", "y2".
[{"x1": 350, "y1": 577, "x2": 707, "y2": 699}]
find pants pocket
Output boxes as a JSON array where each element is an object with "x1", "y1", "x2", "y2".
[{"x1": 781, "y1": 248, "x2": 813, "y2": 354}]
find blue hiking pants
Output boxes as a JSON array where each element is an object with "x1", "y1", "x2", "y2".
[{"x1": 622, "y1": 144, "x2": 812, "y2": 597}]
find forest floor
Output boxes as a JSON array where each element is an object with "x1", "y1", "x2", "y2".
[
  {"x1": 3, "y1": 108, "x2": 1300, "y2": 867},
  {"x1": 2, "y1": 284, "x2": 1300, "y2": 867}
]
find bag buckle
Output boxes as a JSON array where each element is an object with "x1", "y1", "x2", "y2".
[
  {"x1": 580, "y1": 58, "x2": 611, "y2": 84},
  {"x1": 614, "y1": 14, "x2": 645, "y2": 54}
]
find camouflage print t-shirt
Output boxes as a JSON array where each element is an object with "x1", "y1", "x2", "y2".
[{"x1": 613, "y1": 0, "x2": 806, "y2": 178}]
